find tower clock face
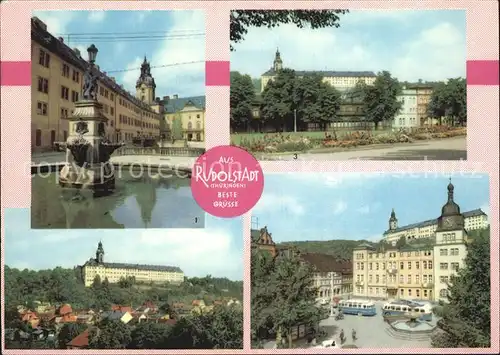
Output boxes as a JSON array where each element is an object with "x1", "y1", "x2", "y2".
[{"x1": 443, "y1": 217, "x2": 454, "y2": 228}]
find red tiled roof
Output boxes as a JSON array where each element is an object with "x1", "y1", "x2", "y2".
[
  {"x1": 58, "y1": 304, "x2": 73, "y2": 316},
  {"x1": 67, "y1": 329, "x2": 89, "y2": 348},
  {"x1": 112, "y1": 305, "x2": 133, "y2": 313},
  {"x1": 300, "y1": 253, "x2": 352, "y2": 273},
  {"x1": 158, "y1": 319, "x2": 177, "y2": 325}
]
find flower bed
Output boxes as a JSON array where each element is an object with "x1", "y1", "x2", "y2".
[{"x1": 233, "y1": 126, "x2": 466, "y2": 153}]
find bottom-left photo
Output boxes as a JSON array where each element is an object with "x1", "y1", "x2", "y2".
[{"x1": 2, "y1": 208, "x2": 244, "y2": 350}]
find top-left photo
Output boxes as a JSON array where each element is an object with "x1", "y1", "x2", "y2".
[{"x1": 30, "y1": 10, "x2": 207, "y2": 229}]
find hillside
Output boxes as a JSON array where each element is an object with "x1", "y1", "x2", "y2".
[{"x1": 278, "y1": 239, "x2": 375, "y2": 260}]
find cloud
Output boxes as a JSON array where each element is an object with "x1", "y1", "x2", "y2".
[
  {"x1": 231, "y1": 11, "x2": 465, "y2": 82},
  {"x1": 333, "y1": 201, "x2": 347, "y2": 215},
  {"x1": 88, "y1": 11, "x2": 106, "y2": 23},
  {"x1": 33, "y1": 10, "x2": 77, "y2": 35},
  {"x1": 392, "y1": 22, "x2": 465, "y2": 81},
  {"x1": 5, "y1": 226, "x2": 243, "y2": 280},
  {"x1": 121, "y1": 10, "x2": 206, "y2": 98},
  {"x1": 254, "y1": 193, "x2": 305, "y2": 216},
  {"x1": 356, "y1": 202, "x2": 381, "y2": 215}
]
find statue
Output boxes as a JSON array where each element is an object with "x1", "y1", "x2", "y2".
[{"x1": 82, "y1": 68, "x2": 98, "y2": 100}]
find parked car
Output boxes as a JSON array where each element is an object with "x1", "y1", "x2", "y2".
[{"x1": 312, "y1": 339, "x2": 339, "y2": 349}]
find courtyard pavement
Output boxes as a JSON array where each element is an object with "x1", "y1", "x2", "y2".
[
  {"x1": 31, "y1": 153, "x2": 196, "y2": 171},
  {"x1": 258, "y1": 136, "x2": 466, "y2": 161},
  {"x1": 259, "y1": 301, "x2": 434, "y2": 349}
]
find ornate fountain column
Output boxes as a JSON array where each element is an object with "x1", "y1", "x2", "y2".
[{"x1": 59, "y1": 44, "x2": 124, "y2": 195}]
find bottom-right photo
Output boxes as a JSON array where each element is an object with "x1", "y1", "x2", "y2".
[{"x1": 250, "y1": 172, "x2": 491, "y2": 349}]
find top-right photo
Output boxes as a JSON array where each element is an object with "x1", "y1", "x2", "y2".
[{"x1": 230, "y1": 10, "x2": 466, "y2": 161}]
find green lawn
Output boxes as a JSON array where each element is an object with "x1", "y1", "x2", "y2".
[{"x1": 230, "y1": 129, "x2": 392, "y2": 145}]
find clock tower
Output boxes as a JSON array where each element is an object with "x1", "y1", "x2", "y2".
[
  {"x1": 389, "y1": 208, "x2": 398, "y2": 231},
  {"x1": 433, "y1": 179, "x2": 468, "y2": 302}
]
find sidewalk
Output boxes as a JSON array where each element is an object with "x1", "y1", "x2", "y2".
[{"x1": 31, "y1": 153, "x2": 195, "y2": 171}]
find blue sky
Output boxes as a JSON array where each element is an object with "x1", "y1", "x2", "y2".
[
  {"x1": 251, "y1": 173, "x2": 490, "y2": 243},
  {"x1": 3, "y1": 209, "x2": 243, "y2": 281},
  {"x1": 231, "y1": 10, "x2": 466, "y2": 82},
  {"x1": 33, "y1": 10, "x2": 205, "y2": 98}
]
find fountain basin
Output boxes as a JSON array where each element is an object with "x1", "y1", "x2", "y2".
[
  {"x1": 31, "y1": 166, "x2": 203, "y2": 229},
  {"x1": 385, "y1": 317, "x2": 437, "y2": 341}
]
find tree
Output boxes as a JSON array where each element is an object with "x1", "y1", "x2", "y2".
[
  {"x1": 427, "y1": 78, "x2": 466, "y2": 126},
  {"x1": 251, "y1": 248, "x2": 324, "y2": 348},
  {"x1": 128, "y1": 322, "x2": 170, "y2": 349},
  {"x1": 395, "y1": 236, "x2": 407, "y2": 249},
  {"x1": 294, "y1": 74, "x2": 341, "y2": 130},
  {"x1": 57, "y1": 323, "x2": 87, "y2": 349},
  {"x1": 230, "y1": 71, "x2": 256, "y2": 132},
  {"x1": 431, "y1": 228, "x2": 490, "y2": 348},
  {"x1": 171, "y1": 113, "x2": 184, "y2": 141},
  {"x1": 230, "y1": 10, "x2": 348, "y2": 50},
  {"x1": 88, "y1": 320, "x2": 132, "y2": 349},
  {"x1": 358, "y1": 71, "x2": 402, "y2": 129},
  {"x1": 260, "y1": 69, "x2": 298, "y2": 132}
]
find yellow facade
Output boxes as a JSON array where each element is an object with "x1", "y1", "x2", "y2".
[
  {"x1": 383, "y1": 209, "x2": 488, "y2": 245},
  {"x1": 164, "y1": 97, "x2": 205, "y2": 142},
  {"x1": 82, "y1": 264, "x2": 184, "y2": 287},
  {"x1": 31, "y1": 17, "x2": 161, "y2": 152},
  {"x1": 353, "y1": 246, "x2": 435, "y2": 301}
]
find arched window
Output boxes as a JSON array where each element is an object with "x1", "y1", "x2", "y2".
[{"x1": 196, "y1": 121, "x2": 201, "y2": 130}]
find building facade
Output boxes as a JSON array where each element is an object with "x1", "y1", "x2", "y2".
[
  {"x1": 383, "y1": 208, "x2": 488, "y2": 245},
  {"x1": 433, "y1": 181, "x2": 469, "y2": 302},
  {"x1": 81, "y1": 241, "x2": 184, "y2": 287},
  {"x1": 162, "y1": 95, "x2": 206, "y2": 142},
  {"x1": 414, "y1": 85, "x2": 435, "y2": 126},
  {"x1": 353, "y1": 181, "x2": 483, "y2": 302},
  {"x1": 353, "y1": 242, "x2": 435, "y2": 301},
  {"x1": 393, "y1": 87, "x2": 419, "y2": 128},
  {"x1": 31, "y1": 17, "x2": 162, "y2": 152},
  {"x1": 260, "y1": 49, "x2": 376, "y2": 93}
]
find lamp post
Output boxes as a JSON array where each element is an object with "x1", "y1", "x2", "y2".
[
  {"x1": 87, "y1": 44, "x2": 98, "y2": 65},
  {"x1": 293, "y1": 109, "x2": 297, "y2": 133}
]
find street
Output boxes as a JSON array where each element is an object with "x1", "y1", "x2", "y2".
[{"x1": 260, "y1": 137, "x2": 467, "y2": 161}]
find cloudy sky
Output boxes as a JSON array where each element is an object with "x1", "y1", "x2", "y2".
[
  {"x1": 251, "y1": 173, "x2": 490, "y2": 243},
  {"x1": 4, "y1": 209, "x2": 243, "y2": 281},
  {"x1": 33, "y1": 10, "x2": 205, "y2": 98},
  {"x1": 231, "y1": 10, "x2": 466, "y2": 82}
]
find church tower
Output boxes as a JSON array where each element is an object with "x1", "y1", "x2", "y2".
[
  {"x1": 273, "y1": 48, "x2": 283, "y2": 72},
  {"x1": 433, "y1": 179, "x2": 468, "y2": 303},
  {"x1": 389, "y1": 208, "x2": 398, "y2": 230},
  {"x1": 95, "y1": 241, "x2": 104, "y2": 264},
  {"x1": 136, "y1": 56, "x2": 156, "y2": 105}
]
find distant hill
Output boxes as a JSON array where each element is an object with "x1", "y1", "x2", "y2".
[{"x1": 278, "y1": 239, "x2": 375, "y2": 260}]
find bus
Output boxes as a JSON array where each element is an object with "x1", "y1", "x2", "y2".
[
  {"x1": 381, "y1": 300, "x2": 433, "y2": 321},
  {"x1": 338, "y1": 299, "x2": 377, "y2": 316}
]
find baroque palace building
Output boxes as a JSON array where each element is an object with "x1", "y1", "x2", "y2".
[
  {"x1": 31, "y1": 16, "x2": 205, "y2": 152},
  {"x1": 81, "y1": 241, "x2": 184, "y2": 287},
  {"x1": 251, "y1": 226, "x2": 353, "y2": 300},
  {"x1": 260, "y1": 48, "x2": 377, "y2": 93},
  {"x1": 352, "y1": 180, "x2": 487, "y2": 302}
]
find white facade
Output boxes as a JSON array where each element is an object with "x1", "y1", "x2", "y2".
[
  {"x1": 433, "y1": 229, "x2": 468, "y2": 302},
  {"x1": 394, "y1": 88, "x2": 419, "y2": 128}
]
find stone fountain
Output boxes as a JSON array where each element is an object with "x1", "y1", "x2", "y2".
[
  {"x1": 385, "y1": 311, "x2": 437, "y2": 341},
  {"x1": 58, "y1": 44, "x2": 124, "y2": 195}
]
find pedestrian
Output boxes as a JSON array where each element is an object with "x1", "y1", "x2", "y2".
[
  {"x1": 352, "y1": 328, "x2": 357, "y2": 342},
  {"x1": 340, "y1": 329, "x2": 345, "y2": 344}
]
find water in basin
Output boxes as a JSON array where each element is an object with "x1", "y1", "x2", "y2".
[{"x1": 31, "y1": 169, "x2": 204, "y2": 229}]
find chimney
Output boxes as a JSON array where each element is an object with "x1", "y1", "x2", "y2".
[
  {"x1": 73, "y1": 48, "x2": 81, "y2": 57},
  {"x1": 58, "y1": 37, "x2": 64, "y2": 43},
  {"x1": 173, "y1": 94, "x2": 178, "y2": 99}
]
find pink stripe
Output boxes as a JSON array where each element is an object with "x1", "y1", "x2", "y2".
[
  {"x1": 467, "y1": 60, "x2": 499, "y2": 85},
  {"x1": 205, "y1": 61, "x2": 230, "y2": 86},
  {"x1": 0, "y1": 61, "x2": 31, "y2": 86}
]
